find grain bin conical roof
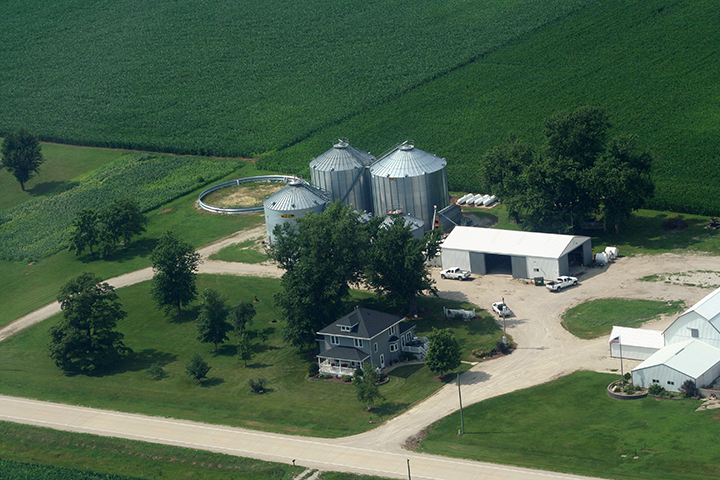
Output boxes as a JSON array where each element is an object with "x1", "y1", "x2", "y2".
[
  {"x1": 310, "y1": 140, "x2": 375, "y2": 171},
  {"x1": 370, "y1": 142, "x2": 446, "y2": 177},
  {"x1": 263, "y1": 179, "x2": 330, "y2": 211}
]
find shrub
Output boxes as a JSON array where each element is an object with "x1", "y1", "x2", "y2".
[
  {"x1": 308, "y1": 362, "x2": 319, "y2": 377},
  {"x1": 317, "y1": 374, "x2": 333, "y2": 380},
  {"x1": 342, "y1": 375, "x2": 353, "y2": 383},
  {"x1": 680, "y1": 380, "x2": 700, "y2": 398},
  {"x1": 146, "y1": 362, "x2": 166, "y2": 380},
  {"x1": 623, "y1": 385, "x2": 639, "y2": 394},
  {"x1": 648, "y1": 384, "x2": 665, "y2": 395},
  {"x1": 623, "y1": 372, "x2": 632, "y2": 381},
  {"x1": 248, "y1": 378, "x2": 268, "y2": 394}
]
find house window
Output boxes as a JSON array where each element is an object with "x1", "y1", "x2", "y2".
[
  {"x1": 354, "y1": 338, "x2": 363, "y2": 348},
  {"x1": 652, "y1": 379, "x2": 659, "y2": 383},
  {"x1": 691, "y1": 328, "x2": 699, "y2": 338},
  {"x1": 340, "y1": 326, "x2": 351, "y2": 332},
  {"x1": 374, "y1": 343, "x2": 378, "y2": 353},
  {"x1": 389, "y1": 325, "x2": 397, "y2": 336},
  {"x1": 330, "y1": 336, "x2": 339, "y2": 345},
  {"x1": 667, "y1": 381, "x2": 674, "y2": 386},
  {"x1": 389, "y1": 343, "x2": 398, "y2": 352}
]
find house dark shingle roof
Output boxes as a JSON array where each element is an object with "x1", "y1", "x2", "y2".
[{"x1": 317, "y1": 307, "x2": 403, "y2": 339}]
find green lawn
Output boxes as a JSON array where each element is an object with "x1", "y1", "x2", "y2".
[
  {"x1": 209, "y1": 239, "x2": 270, "y2": 264},
  {"x1": 561, "y1": 299, "x2": 685, "y2": 339},
  {"x1": 417, "y1": 371, "x2": 718, "y2": 480},
  {"x1": 0, "y1": 275, "x2": 481, "y2": 438}
]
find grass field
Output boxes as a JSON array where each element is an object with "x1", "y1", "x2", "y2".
[
  {"x1": 561, "y1": 299, "x2": 684, "y2": 339},
  {"x1": 0, "y1": 274, "x2": 494, "y2": 438},
  {"x1": 209, "y1": 239, "x2": 270, "y2": 264},
  {"x1": 417, "y1": 371, "x2": 719, "y2": 480}
]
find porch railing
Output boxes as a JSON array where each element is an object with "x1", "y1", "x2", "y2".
[{"x1": 318, "y1": 360, "x2": 356, "y2": 376}]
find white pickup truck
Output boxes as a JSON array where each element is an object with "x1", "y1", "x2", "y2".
[
  {"x1": 440, "y1": 267, "x2": 471, "y2": 281},
  {"x1": 545, "y1": 276, "x2": 578, "y2": 292}
]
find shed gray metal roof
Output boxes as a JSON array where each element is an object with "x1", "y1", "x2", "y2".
[
  {"x1": 370, "y1": 143, "x2": 446, "y2": 178},
  {"x1": 310, "y1": 140, "x2": 375, "y2": 171},
  {"x1": 317, "y1": 307, "x2": 404, "y2": 339},
  {"x1": 263, "y1": 180, "x2": 330, "y2": 211},
  {"x1": 380, "y1": 214, "x2": 424, "y2": 231},
  {"x1": 441, "y1": 226, "x2": 590, "y2": 259}
]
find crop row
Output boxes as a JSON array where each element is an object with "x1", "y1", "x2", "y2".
[{"x1": 0, "y1": 153, "x2": 240, "y2": 261}]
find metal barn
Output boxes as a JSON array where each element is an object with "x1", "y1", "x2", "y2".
[
  {"x1": 632, "y1": 340, "x2": 720, "y2": 392},
  {"x1": 440, "y1": 226, "x2": 592, "y2": 279}
]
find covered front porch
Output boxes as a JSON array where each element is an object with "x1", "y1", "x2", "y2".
[{"x1": 317, "y1": 346, "x2": 369, "y2": 377}]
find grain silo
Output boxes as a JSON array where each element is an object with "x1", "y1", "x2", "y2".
[
  {"x1": 263, "y1": 179, "x2": 330, "y2": 243},
  {"x1": 370, "y1": 142, "x2": 449, "y2": 230},
  {"x1": 310, "y1": 140, "x2": 375, "y2": 213}
]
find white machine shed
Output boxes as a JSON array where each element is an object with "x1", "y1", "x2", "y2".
[
  {"x1": 440, "y1": 227, "x2": 592, "y2": 279},
  {"x1": 608, "y1": 326, "x2": 664, "y2": 361},
  {"x1": 632, "y1": 340, "x2": 720, "y2": 392},
  {"x1": 664, "y1": 286, "x2": 720, "y2": 349}
]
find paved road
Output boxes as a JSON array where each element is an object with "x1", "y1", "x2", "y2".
[
  {"x1": 0, "y1": 395, "x2": 602, "y2": 480},
  {"x1": 1, "y1": 228, "x2": 717, "y2": 479}
]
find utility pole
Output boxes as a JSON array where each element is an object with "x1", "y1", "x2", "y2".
[
  {"x1": 457, "y1": 371, "x2": 465, "y2": 434},
  {"x1": 502, "y1": 296, "x2": 507, "y2": 345},
  {"x1": 407, "y1": 458, "x2": 411, "y2": 480}
]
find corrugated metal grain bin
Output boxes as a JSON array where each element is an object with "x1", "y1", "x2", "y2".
[{"x1": 263, "y1": 180, "x2": 330, "y2": 243}]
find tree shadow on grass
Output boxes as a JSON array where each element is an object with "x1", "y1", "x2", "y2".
[
  {"x1": 86, "y1": 349, "x2": 177, "y2": 377},
  {"x1": 247, "y1": 362, "x2": 273, "y2": 369},
  {"x1": 201, "y1": 377, "x2": 224, "y2": 388},
  {"x1": 372, "y1": 402, "x2": 409, "y2": 418},
  {"x1": 28, "y1": 180, "x2": 79, "y2": 196},
  {"x1": 215, "y1": 343, "x2": 237, "y2": 357},
  {"x1": 78, "y1": 237, "x2": 159, "y2": 265},
  {"x1": 388, "y1": 363, "x2": 424, "y2": 379},
  {"x1": 170, "y1": 305, "x2": 200, "y2": 324}
]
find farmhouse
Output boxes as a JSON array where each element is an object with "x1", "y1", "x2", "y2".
[
  {"x1": 315, "y1": 307, "x2": 427, "y2": 376},
  {"x1": 440, "y1": 226, "x2": 592, "y2": 279}
]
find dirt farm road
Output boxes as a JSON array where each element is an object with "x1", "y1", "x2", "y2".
[{"x1": 1, "y1": 227, "x2": 719, "y2": 479}]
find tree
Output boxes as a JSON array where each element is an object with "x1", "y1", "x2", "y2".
[
  {"x1": 680, "y1": 379, "x2": 699, "y2": 398},
  {"x1": 589, "y1": 135, "x2": 654, "y2": 233},
  {"x1": 268, "y1": 201, "x2": 373, "y2": 348},
  {"x1": 363, "y1": 216, "x2": 439, "y2": 315},
  {"x1": 1, "y1": 129, "x2": 44, "y2": 191},
  {"x1": 68, "y1": 209, "x2": 101, "y2": 257},
  {"x1": 237, "y1": 334, "x2": 254, "y2": 367},
  {"x1": 424, "y1": 328, "x2": 462, "y2": 378},
  {"x1": 48, "y1": 272, "x2": 129, "y2": 373},
  {"x1": 353, "y1": 364, "x2": 384, "y2": 410},
  {"x1": 480, "y1": 106, "x2": 653, "y2": 233},
  {"x1": 229, "y1": 301, "x2": 256, "y2": 336},
  {"x1": 185, "y1": 353, "x2": 211, "y2": 384},
  {"x1": 99, "y1": 198, "x2": 147, "y2": 252},
  {"x1": 195, "y1": 288, "x2": 232, "y2": 352},
  {"x1": 150, "y1": 231, "x2": 201, "y2": 315}
]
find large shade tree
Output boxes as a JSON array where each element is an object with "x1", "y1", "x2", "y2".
[
  {"x1": 151, "y1": 231, "x2": 201, "y2": 315},
  {"x1": 364, "y1": 216, "x2": 440, "y2": 315},
  {"x1": 195, "y1": 288, "x2": 232, "y2": 352},
  {"x1": 424, "y1": 327, "x2": 462, "y2": 379},
  {"x1": 268, "y1": 201, "x2": 375, "y2": 348},
  {"x1": 481, "y1": 106, "x2": 653, "y2": 233},
  {"x1": 48, "y1": 272, "x2": 129, "y2": 373},
  {"x1": 1, "y1": 129, "x2": 44, "y2": 191}
]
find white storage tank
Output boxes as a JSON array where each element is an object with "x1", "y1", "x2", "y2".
[
  {"x1": 263, "y1": 179, "x2": 330, "y2": 243},
  {"x1": 605, "y1": 246, "x2": 619, "y2": 260},
  {"x1": 310, "y1": 139, "x2": 375, "y2": 213},
  {"x1": 370, "y1": 142, "x2": 449, "y2": 231},
  {"x1": 483, "y1": 195, "x2": 497, "y2": 206}
]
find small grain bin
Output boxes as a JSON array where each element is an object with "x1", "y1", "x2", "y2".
[
  {"x1": 370, "y1": 142, "x2": 449, "y2": 231},
  {"x1": 263, "y1": 179, "x2": 330, "y2": 243},
  {"x1": 310, "y1": 140, "x2": 375, "y2": 213}
]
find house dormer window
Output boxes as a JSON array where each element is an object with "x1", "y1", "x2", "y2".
[
  {"x1": 389, "y1": 325, "x2": 397, "y2": 336},
  {"x1": 340, "y1": 326, "x2": 351, "y2": 332}
]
